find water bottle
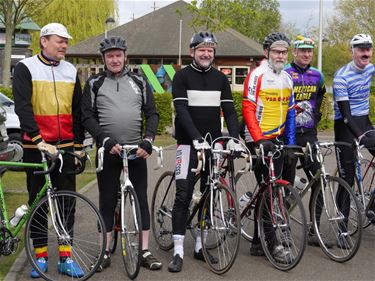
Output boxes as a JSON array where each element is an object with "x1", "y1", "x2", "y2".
[
  {"x1": 239, "y1": 191, "x2": 253, "y2": 212},
  {"x1": 10, "y1": 204, "x2": 28, "y2": 227},
  {"x1": 294, "y1": 176, "x2": 307, "y2": 192}
]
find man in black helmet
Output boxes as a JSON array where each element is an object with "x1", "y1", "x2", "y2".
[
  {"x1": 82, "y1": 36, "x2": 162, "y2": 271},
  {"x1": 168, "y1": 31, "x2": 242, "y2": 273},
  {"x1": 242, "y1": 32, "x2": 296, "y2": 264}
]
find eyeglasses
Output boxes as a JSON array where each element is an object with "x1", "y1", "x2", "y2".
[{"x1": 270, "y1": 49, "x2": 289, "y2": 56}]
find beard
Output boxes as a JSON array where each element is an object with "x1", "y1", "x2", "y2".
[{"x1": 269, "y1": 60, "x2": 285, "y2": 73}]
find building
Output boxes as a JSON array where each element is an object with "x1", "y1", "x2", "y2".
[
  {"x1": 0, "y1": 17, "x2": 40, "y2": 82},
  {"x1": 66, "y1": 0, "x2": 264, "y2": 92}
]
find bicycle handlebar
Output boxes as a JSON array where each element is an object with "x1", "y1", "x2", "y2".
[{"x1": 96, "y1": 144, "x2": 163, "y2": 172}]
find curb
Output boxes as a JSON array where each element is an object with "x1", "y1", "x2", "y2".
[{"x1": 4, "y1": 178, "x2": 97, "y2": 281}]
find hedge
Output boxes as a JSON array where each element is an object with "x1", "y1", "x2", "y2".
[{"x1": 1, "y1": 86, "x2": 375, "y2": 134}]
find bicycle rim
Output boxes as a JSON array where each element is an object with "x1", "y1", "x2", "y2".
[
  {"x1": 151, "y1": 171, "x2": 175, "y2": 251},
  {"x1": 235, "y1": 171, "x2": 258, "y2": 242},
  {"x1": 200, "y1": 183, "x2": 240, "y2": 274},
  {"x1": 24, "y1": 191, "x2": 106, "y2": 281},
  {"x1": 311, "y1": 176, "x2": 362, "y2": 262},
  {"x1": 356, "y1": 159, "x2": 374, "y2": 228},
  {"x1": 121, "y1": 186, "x2": 142, "y2": 279},
  {"x1": 259, "y1": 183, "x2": 307, "y2": 271}
]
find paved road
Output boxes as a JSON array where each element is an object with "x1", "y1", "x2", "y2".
[{"x1": 6, "y1": 133, "x2": 375, "y2": 281}]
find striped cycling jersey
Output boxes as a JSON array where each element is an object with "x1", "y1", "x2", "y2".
[
  {"x1": 333, "y1": 61, "x2": 375, "y2": 120},
  {"x1": 242, "y1": 60, "x2": 296, "y2": 144}
]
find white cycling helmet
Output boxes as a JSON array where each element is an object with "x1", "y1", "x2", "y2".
[{"x1": 350, "y1": 34, "x2": 373, "y2": 48}]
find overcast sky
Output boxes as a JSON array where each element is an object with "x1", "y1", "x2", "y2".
[{"x1": 118, "y1": 0, "x2": 336, "y2": 29}]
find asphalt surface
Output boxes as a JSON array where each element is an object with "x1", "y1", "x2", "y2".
[{"x1": 5, "y1": 131, "x2": 375, "y2": 281}]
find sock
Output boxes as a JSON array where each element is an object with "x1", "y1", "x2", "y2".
[
  {"x1": 172, "y1": 234, "x2": 184, "y2": 258},
  {"x1": 35, "y1": 246, "x2": 48, "y2": 260},
  {"x1": 59, "y1": 245, "x2": 71, "y2": 262},
  {"x1": 195, "y1": 229, "x2": 202, "y2": 252}
]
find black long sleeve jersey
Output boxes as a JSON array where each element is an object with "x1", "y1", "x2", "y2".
[
  {"x1": 172, "y1": 63, "x2": 240, "y2": 144},
  {"x1": 82, "y1": 68, "x2": 159, "y2": 146}
]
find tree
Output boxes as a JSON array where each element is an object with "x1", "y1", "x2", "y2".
[
  {"x1": 327, "y1": 0, "x2": 375, "y2": 45},
  {"x1": 0, "y1": 0, "x2": 53, "y2": 87},
  {"x1": 188, "y1": 0, "x2": 280, "y2": 43},
  {"x1": 30, "y1": 0, "x2": 118, "y2": 52}
]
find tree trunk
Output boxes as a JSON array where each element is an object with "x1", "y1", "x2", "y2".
[{"x1": 2, "y1": 5, "x2": 13, "y2": 87}]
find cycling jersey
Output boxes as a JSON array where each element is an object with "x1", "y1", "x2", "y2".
[
  {"x1": 284, "y1": 62, "x2": 326, "y2": 130},
  {"x1": 242, "y1": 61, "x2": 296, "y2": 144},
  {"x1": 333, "y1": 61, "x2": 375, "y2": 120},
  {"x1": 172, "y1": 63, "x2": 239, "y2": 144}
]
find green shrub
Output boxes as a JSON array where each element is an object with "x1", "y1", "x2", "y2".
[
  {"x1": 154, "y1": 92, "x2": 173, "y2": 134},
  {"x1": 0, "y1": 86, "x2": 13, "y2": 99}
]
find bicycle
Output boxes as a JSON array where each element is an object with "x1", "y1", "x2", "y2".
[
  {"x1": 151, "y1": 137, "x2": 250, "y2": 274},
  {"x1": 291, "y1": 141, "x2": 362, "y2": 262},
  {"x1": 0, "y1": 147, "x2": 106, "y2": 281},
  {"x1": 96, "y1": 144, "x2": 163, "y2": 279},
  {"x1": 235, "y1": 144, "x2": 307, "y2": 271}
]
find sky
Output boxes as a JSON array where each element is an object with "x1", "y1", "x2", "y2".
[{"x1": 117, "y1": 0, "x2": 336, "y2": 29}]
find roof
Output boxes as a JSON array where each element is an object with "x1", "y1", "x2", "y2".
[
  {"x1": 0, "y1": 16, "x2": 40, "y2": 31},
  {"x1": 67, "y1": 0, "x2": 263, "y2": 58}
]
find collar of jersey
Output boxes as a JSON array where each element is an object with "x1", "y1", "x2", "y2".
[
  {"x1": 38, "y1": 52, "x2": 60, "y2": 66},
  {"x1": 191, "y1": 62, "x2": 212, "y2": 72},
  {"x1": 291, "y1": 62, "x2": 310, "y2": 74}
]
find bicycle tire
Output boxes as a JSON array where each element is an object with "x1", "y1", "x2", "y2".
[
  {"x1": 120, "y1": 186, "x2": 142, "y2": 280},
  {"x1": 151, "y1": 171, "x2": 175, "y2": 251},
  {"x1": 235, "y1": 171, "x2": 258, "y2": 242},
  {"x1": 258, "y1": 182, "x2": 307, "y2": 271},
  {"x1": 109, "y1": 203, "x2": 120, "y2": 254},
  {"x1": 356, "y1": 159, "x2": 374, "y2": 228},
  {"x1": 311, "y1": 175, "x2": 362, "y2": 262},
  {"x1": 200, "y1": 183, "x2": 241, "y2": 275},
  {"x1": 24, "y1": 190, "x2": 106, "y2": 281}
]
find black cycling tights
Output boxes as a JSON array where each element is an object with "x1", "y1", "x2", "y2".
[{"x1": 97, "y1": 150, "x2": 150, "y2": 232}]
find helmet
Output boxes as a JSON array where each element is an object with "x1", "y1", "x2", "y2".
[
  {"x1": 263, "y1": 32, "x2": 291, "y2": 50},
  {"x1": 189, "y1": 31, "x2": 217, "y2": 49},
  {"x1": 294, "y1": 35, "x2": 315, "y2": 49},
  {"x1": 350, "y1": 34, "x2": 373, "y2": 48},
  {"x1": 99, "y1": 36, "x2": 127, "y2": 54}
]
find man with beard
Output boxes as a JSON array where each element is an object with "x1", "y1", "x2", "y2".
[
  {"x1": 168, "y1": 31, "x2": 242, "y2": 273},
  {"x1": 242, "y1": 32, "x2": 296, "y2": 262},
  {"x1": 333, "y1": 34, "x2": 375, "y2": 245}
]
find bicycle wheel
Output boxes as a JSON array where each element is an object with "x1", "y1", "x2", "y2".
[
  {"x1": 311, "y1": 175, "x2": 362, "y2": 262},
  {"x1": 25, "y1": 190, "x2": 106, "y2": 281},
  {"x1": 151, "y1": 171, "x2": 175, "y2": 251},
  {"x1": 200, "y1": 183, "x2": 240, "y2": 275},
  {"x1": 109, "y1": 203, "x2": 120, "y2": 254},
  {"x1": 258, "y1": 182, "x2": 307, "y2": 271},
  {"x1": 120, "y1": 186, "x2": 142, "y2": 280},
  {"x1": 356, "y1": 158, "x2": 375, "y2": 228},
  {"x1": 235, "y1": 171, "x2": 258, "y2": 242}
]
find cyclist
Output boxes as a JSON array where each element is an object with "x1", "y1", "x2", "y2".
[
  {"x1": 13, "y1": 23, "x2": 85, "y2": 278},
  {"x1": 168, "y1": 31, "x2": 242, "y2": 273},
  {"x1": 242, "y1": 32, "x2": 296, "y2": 262},
  {"x1": 82, "y1": 36, "x2": 162, "y2": 271},
  {"x1": 283, "y1": 35, "x2": 331, "y2": 248},
  {"x1": 333, "y1": 33, "x2": 375, "y2": 247}
]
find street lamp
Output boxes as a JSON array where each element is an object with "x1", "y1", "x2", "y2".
[{"x1": 105, "y1": 17, "x2": 115, "y2": 39}]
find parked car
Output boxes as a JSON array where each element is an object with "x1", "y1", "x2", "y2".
[{"x1": 0, "y1": 92, "x2": 22, "y2": 150}]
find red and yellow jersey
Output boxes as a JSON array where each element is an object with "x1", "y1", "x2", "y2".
[{"x1": 242, "y1": 60, "x2": 296, "y2": 144}]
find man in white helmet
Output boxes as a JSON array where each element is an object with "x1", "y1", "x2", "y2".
[
  {"x1": 333, "y1": 33, "x2": 375, "y2": 247},
  {"x1": 13, "y1": 23, "x2": 85, "y2": 278}
]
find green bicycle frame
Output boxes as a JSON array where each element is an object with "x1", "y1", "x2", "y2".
[{"x1": 0, "y1": 159, "x2": 51, "y2": 237}]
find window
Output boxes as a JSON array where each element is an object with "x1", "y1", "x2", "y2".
[
  {"x1": 235, "y1": 67, "x2": 249, "y2": 85},
  {"x1": 148, "y1": 58, "x2": 162, "y2": 65},
  {"x1": 128, "y1": 58, "x2": 142, "y2": 65},
  {"x1": 163, "y1": 58, "x2": 177, "y2": 65}
]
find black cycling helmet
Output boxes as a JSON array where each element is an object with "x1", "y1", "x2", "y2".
[
  {"x1": 99, "y1": 36, "x2": 127, "y2": 54},
  {"x1": 189, "y1": 31, "x2": 218, "y2": 49},
  {"x1": 263, "y1": 32, "x2": 291, "y2": 50}
]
